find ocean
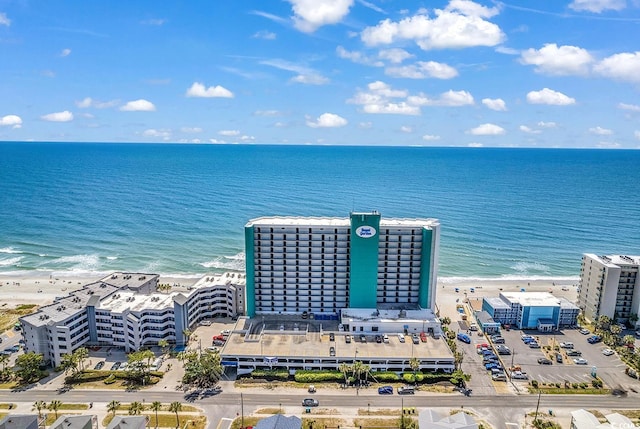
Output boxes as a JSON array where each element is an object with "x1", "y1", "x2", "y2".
[{"x1": 0, "y1": 142, "x2": 638, "y2": 281}]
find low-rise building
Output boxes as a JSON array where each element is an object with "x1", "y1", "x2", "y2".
[
  {"x1": 482, "y1": 292, "x2": 579, "y2": 330},
  {"x1": 20, "y1": 272, "x2": 245, "y2": 366},
  {"x1": 419, "y1": 409, "x2": 478, "y2": 429}
]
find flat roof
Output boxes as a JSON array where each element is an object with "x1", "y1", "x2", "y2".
[
  {"x1": 341, "y1": 308, "x2": 438, "y2": 322},
  {"x1": 500, "y1": 291, "x2": 564, "y2": 307},
  {"x1": 99, "y1": 289, "x2": 176, "y2": 313},
  {"x1": 584, "y1": 253, "x2": 640, "y2": 267},
  {"x1": 484, "y1": 296, "x2": 511, "y2": 309},
  {"x1": 246, "y1": 216, "x2": 439, "y2": 229}
]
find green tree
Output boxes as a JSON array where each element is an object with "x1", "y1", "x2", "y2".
[
  {"x1": 182, "y1": 349, "x2": 223, "y2": 389},
  {"x1": 73, "y1": 347, "x2": 89, "y2": 371},
  {"x1": 48, "y1": 400, "x2": 62, "y2": 420},
  {"x1": 60, "y1": 353, "x2": 80, "y2": 377},
  {"x1": 440, "y1": 316, "x2": 451, "y2": 325},
  {"x1": 0, "y1": 354, "x2": 11, "y2": 381},
  {"x1": 128, "y1": 401, "x2": 144, "y2": 415},
  {"x1": 622, "y1": 334, "x2": 636, "y2": 347},
  {"x1": 351, "y1": 360, "x2": 364, "y2": 385},
  {"x1": 107, "y1": 400, "x2": 120, "y2": 416},
  {"x1": 596, "y1": 315, "x2": 612, "y2": 332},
  {"x1": 150, "y1": 401, "x2": 162, "y2": 429},
  {"x1": 169, "y1": 402, "x2": 182, "y2": 428},
  {"x1": 15, "y1": 352, "x2": 44, "y2": 383},
  {"x1": 338, "y1": 363, "x2": 351, "y2": 385},
  {"x1": 158, "y1": 339, "x2": 169, "y2": 355},
  {"x1": 409, "y1": 357, "x2": 420, "y2": 385},
  {"x1": 126, "y1": 349, "x2": 156, "y2": 384},
  {"x1": 32, "y1": 400, "x2": 46, "y2": 418}
]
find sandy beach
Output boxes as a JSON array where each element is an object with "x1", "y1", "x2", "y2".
[{"x1": 0, "y1": 271, "x2": 580, "y2": 315}]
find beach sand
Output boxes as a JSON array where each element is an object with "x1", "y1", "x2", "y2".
[{"x1": 0, "y1": 272, "x2": 580, "y2": 315}]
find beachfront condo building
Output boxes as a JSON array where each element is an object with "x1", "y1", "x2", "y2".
[
  {"x1": 19, "y1": 272, "x2": 245, "y2": 366},
  {"x1": 244, "y1": 211, "x2": 440, "y2": 317},
  {"x1": 578, "y1": 254, "x2": 640, "y2": 326},
  {"x1": 482, "y1": 292, "x2": 579, "y2": 331}
]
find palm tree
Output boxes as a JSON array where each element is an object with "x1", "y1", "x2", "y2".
[
  {"x1": 150, "y1": 401, "x2": 162, "y2": 429},
  {"x1": 596, "y1": 315, "x2": 612, "y2": 332},
  {"x1": 74, "y1": 347, "x2": 89, "y2": 371},
  {"x1": 32, "y1": 400, "x2": 46, "y2": 418},
  {"x1": 128, "y1": 401, "x2": 144, "y2": 415},
  {"x1": 107, "y1": 400, "x2": 121, "y2": 416},
  {"x1": 351, "y1": 361, "x2": 364, "y2": 386},
  {"x1": 622, "y1": 334, "x2": 636, "y2": 348},
  {"x1": 338, "y1": 363, "x2": 351, "y2": 385},
  {"x1": 158, "y1": 339, "x2": 169, "y2": 355},
  {"x1": 48, "y1": 400, "x2": 62, "y2": 420},
  {"x1": 409, "y1": 357, "x2": 420, "y2": 385},
  {"x1": 169, "y1": 401, "x2": 182, "y2": 428}
]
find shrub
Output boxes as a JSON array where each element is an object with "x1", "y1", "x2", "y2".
[
  {"x1": 572, "y1": 383, "x2": 579, "y2": 389},
  {"x1": 293, "y1": 370, "x2": 343, "y2": 383},
  {"x1": 579, "y1": 382, "x2": 588, "y2": 389},
  {"x1": 591, "y1": 378, "x2": 603, "y2": 388},
  {"x1": 374, "y1": 372, "x2": 401, "y2": 382},
  {"x1": 103, "y1": 374, "x2": 117, "y2": 385},
  {"x1": 250, "y1": 369, "x2": 289, "y2": 381},
  {"x1": 531, "y1": 380, "x2": 539, "y2": 388}
]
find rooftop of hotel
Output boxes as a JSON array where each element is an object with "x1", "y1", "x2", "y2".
[
  {"x1": 585, "y1": 253, "x2": 640, "y2": 267},
  {"x1": 500, "y1": 291, "x2": 573, "y2": 307},
  {"x1": 246, "y1": 214, "x2": 439, "y2": 228},
  {"x1": 98, "y1": 289, "x2": 177, "y2": 313},
  {"x1": 340, "y1": 308, "x2": 439, "y2": 322}
]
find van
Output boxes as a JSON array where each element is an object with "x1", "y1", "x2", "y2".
[
  {"x1": 397, "y1": 386, "x2": 415, "y2": 395},
  {"x1": 469, "y1": 324, "x2": 478, "y2": 331}
]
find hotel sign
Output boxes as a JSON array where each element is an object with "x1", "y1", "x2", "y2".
[{"x1": 356, "y1": 226, "x2": 376, "y2": 238}]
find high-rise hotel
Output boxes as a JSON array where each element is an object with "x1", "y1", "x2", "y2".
[
  {"x1": 578, "y1": 254, "x2": 640, "y2": 326},
  {"x1": 244, "y1": 211, "x2": 440, "y2": 317}
]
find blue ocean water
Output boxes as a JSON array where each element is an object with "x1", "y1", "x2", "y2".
[{"x1": 0, "y1": 143, "x2": 638, "y2": 280}]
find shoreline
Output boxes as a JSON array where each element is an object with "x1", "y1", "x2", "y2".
[{"x1": 0, "y1": 271, "x2": 579, "y2": 308}]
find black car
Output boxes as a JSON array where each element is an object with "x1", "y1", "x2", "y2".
[
  {"x1": 329, "y1": 333, "x2": 335, "y2": 341},
  {"x1": 94, "y1": 361, "x2": 105, "y2": 370},
  {"x1": 566, "y1": 350, "x2": 582, "y2": 356},
  {"x1": 537, "y1": 358, "x2": 552, "y2": 365},
  {"x1": 375, "y1": 335, "x2": 382, "y2": 343},
  {"x1": 302, "y1": 398, "x2": 319, "y2": 407},
  {"x1": 555, "y1": 353, "x2": 563, "y2": 363},
  {"x1": 110, "y1": 361, "x2": 122, "y2": 370}
]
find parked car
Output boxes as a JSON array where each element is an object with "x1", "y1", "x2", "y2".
[
  {"x1": 492, "y1": 372, "x2": 507, "y2": 381},
  {"x1": 580, "y1": 328, "x2": 591, "y2": 335},
  {"x1": 420, "y1": 332, "x2": 427, "y2": 342},
  {"x1": 587, "y1": 335, "x2": 602, "y2": 344},
  {"x1": 528, "y1": 342, "x2": 541, "y2": 349},
  {"x1": 555, "y1": 353, "x2": 563, "y2": 363},
  {"x1": 329, "y1": 346, "x2": 336, "y2": 357},
  {"x1": 345, "y1": 335, "x2": 351, "y2": 343},
  {"x1": 457, "y1": 333, "x2": 471, "y2": 344},
  {"x1": 200, "y1": 320, "x2": 212, "y2": 326},
  {"x1": 302, "y1": 398, "x2": 319, "y2": 407},
  {"x1": 375, "y1": 335, "x2": 382, "y2": 343},
  {"x1": 329, "y1": 333, "x2": 335, "y2": 342},
  {"x1": 559, "y1": 342, "x2": 574, "y2": 349},
  {"x1": 491, "y1": 336, "x2": 505, "y2": 344},
  {"x1": 111, "y1": 361, "x2": 122, "y2": 370},
  {"x1": 360, "y1": 335, "x2": 367, "y2": 343},
  {"x1": 511, "y1": 371, "x2": 528, "y2": 380},
  {"x1": 383, "y1": 334, "x2": 389, "y2": 343},
  {"x1": 497, "y1": 347, "x2": 511, "y2": 355},
  {"x1": 378, "y1": 385, "x2": 393, "y2": 395},
  {"x1": 537, "y1": 358, "x2": 552, "y2": 365},
  {"x1": 397, "y1": 386, "x2": 415, "y2": 395},
  {"x1": 411, "y1": 334, "x2": 420, "y2": 344},
  {"x1": 94, "y1": 361, "x2": 105, "y2": 370},
  {"x1": 602, "y1": 348, "x2": 615, "y2": 356},
  {"x1": 566, "y1": 349, "x2": 582, "y2": 356},
  {"x1": 397, "y1": 333, "x2": 405, "y2": 343},
  {"x1": 573, "y1": 358, "x2": 588, "y2": 365}
]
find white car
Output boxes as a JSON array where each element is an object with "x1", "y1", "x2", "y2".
[
  {"x1": 397, "y1": 333, "x2": 405, "y2": 343},
  {"x1": 200, "y1": 320, "x2": 212, "y2": 326},
  {"x1": 602, "y1": 348, "x2": 615, "y2": 356},
  {"x1": 511, "y1": 371, "x2": 528, "y2": 380},
  {"x1": 573, "y1": 358, "x2": 588, "y2": 365}
]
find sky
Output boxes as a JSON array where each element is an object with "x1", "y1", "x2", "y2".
[{"x1": 1, "y1": 0, "x2": 640, "y2": 148}]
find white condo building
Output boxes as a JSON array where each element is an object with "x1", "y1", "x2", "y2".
[
  {"x1": 20, "y1": 272, "x2": 245, "y2": 366},
  {"x1": 578, "y1": 254, "x2": 640, "y2": 326}
]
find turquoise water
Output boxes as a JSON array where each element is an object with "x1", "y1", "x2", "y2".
[{"x1": 0, "y1": 143, "x2": 638, "y2": 279}]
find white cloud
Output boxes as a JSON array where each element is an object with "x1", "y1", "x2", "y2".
[
  {"x1": 378, "y1": 48, "x2": 413, "y2": 64},
  {"x1": 41, "y1": 111, "x2": 74, "y2": 122},
  {"x1": 526, "y1": 88, "x2": 576, "y2": 105},
  {"x1": 75, "y1": 97, "x2": 120, "y2": 109},
  {"x1": 537, "y1": 121, "x2": 557, "y2": 128},
  {"x1": 120, "y1": 99, "x2": 156, "y2": 111},
  {"x1": 361, "y1": 2, "x2": 505, "y2": 50},
  {"x1": 181, "y1": 127, "x2": 203, "y2": 134},
  {"x1": 385, "y1": 61, "x2": 458, "y2": 79},
  {"x1": 400, "y1": 126, "x2": 413, "y2": 133},
  {"x1": 596, "y1": 141, "x2": 621, "y2": 149},
  {"x1": 0, "y1": 114, "x2": 22, "y2": 128},
  {"x1": 520, "y1": 43, "x2": 593, "y2": 76},
  {"x1": 482, "y1": 98, "x2": 507, "y2": 111},
  {"x1": 594, "y1": 52, "x2": 640, "y2": 83},
  {"x1": 253, "y1": 30, "x2": 276, "y2": 40},
  {"x1": 359, "y1": 122, "x2": 373, "y2": 129},
  {"x1": 635, "y1": 130, "x2": 640, "y2": 140},
  {"x1": 434, "y1": 90, "x2": 474, "y2": 106},
  {"x1": 336, "y1": 46, "x2": 384, "y2": 67},
  {"x1": 495, "y1": 46, "x2": 519, "y2": 55},
  {"x1": 219, "y1": 130, "x2": 240, "y2": 136},
  {"x1": 0, "y1": 12, "x2": 10, "y2": 26},
  {"x1": 254, "y1": 110, "x2": 283, "y2": 117},
  {"x1": 240, "y1": 135, "x2": 255, "y2": 142},
  {"x1": 141, "y1": 18, "x2": 167, "y2": 26},
  {"x1": 468, "y1": 142, "x2": 484, "y2": 147},
  {"x1": 142, "y1": 129, "x2": 171, "y2": 139},
  {"x1": 519, "y1": 125, "x2": 541, "y2": 134},
  {"x1": 60, "y1": 48, "x2": 71, "y2": 57},
  {"x1": 589, "y1": 126, "x2": 613, "y2": 135},
  {"x1": 306, "y1": 113, "x2": 348, "y2": 128},
  {"x1": 422, "y1": 134, "x2": 441, "y2": 141},
  {"x1": 569, "y1": 0, "x2": 626, "y2": 13},
  {"x1": 467, "y1": 123, "x2": 505, "y2": 135},
  {"x1": 290, "y1": 73, "x2": 330, "y2": 85},
  {"x1": 288, "y1": 0, "x2": 354, "y2": 33},
  {"x1": 186, "y1": 82, "x2": 234, "y2": 98},
  {"x1": 618, "y1": 103, "x2": 640, "y2": 112}
]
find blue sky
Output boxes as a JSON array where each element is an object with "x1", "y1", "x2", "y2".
[{"x1": 1, "y1": 0, "x2": 639, "y2": 148}]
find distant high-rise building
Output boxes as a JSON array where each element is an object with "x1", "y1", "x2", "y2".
[
  {"x1": 578, "y1": 254, "x2": 640, "y2": 325},
  {"x1": 244, "y1": 211, "x2": 440, "y2": 317}
]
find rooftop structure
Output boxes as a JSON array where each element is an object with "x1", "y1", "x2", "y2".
[
  {"x1": 578, "y1": 254, "x2": 640, "y2": 326},
  {"x1": 418, "y1": 409, "x2": 478, "y2": 429},
  {"x1": 245, "y1": 211, "x2": 440, "y2": 317},
  {"x1": 0, "y1": 415, "x2": 39, "y2": 429},
  {"x1": 106, "y1": 416, "x2": 147, "y2": 429},
  {"x1": 255, "y1": 415, "x2": 302, "y2": 429},
  {"x1": 50, "y1": 415, "x2": 96, "y2": 429}
]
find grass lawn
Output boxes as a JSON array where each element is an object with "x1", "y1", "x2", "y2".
[
  {"x1": 45, "y1": 412, "x2": 81, "y2": 425},
  {"x1": 115, "y1": 403, "x2": 199, "y2": 412},
  {"x1": 0, "y1": 303, "x2": 38, "y2": 332}
]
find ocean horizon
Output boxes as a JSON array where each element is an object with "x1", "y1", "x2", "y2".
[{"x1": 1, "y1": 142, "x2": 638, "y2": 280}]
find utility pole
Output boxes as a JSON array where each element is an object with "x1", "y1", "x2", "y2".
[
  {"x1": 241, "y1": 393, "x2": 245, "y2": 429},
  {"x1": 534, "y1": 388, "x2": 541, "y2": 424}
]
